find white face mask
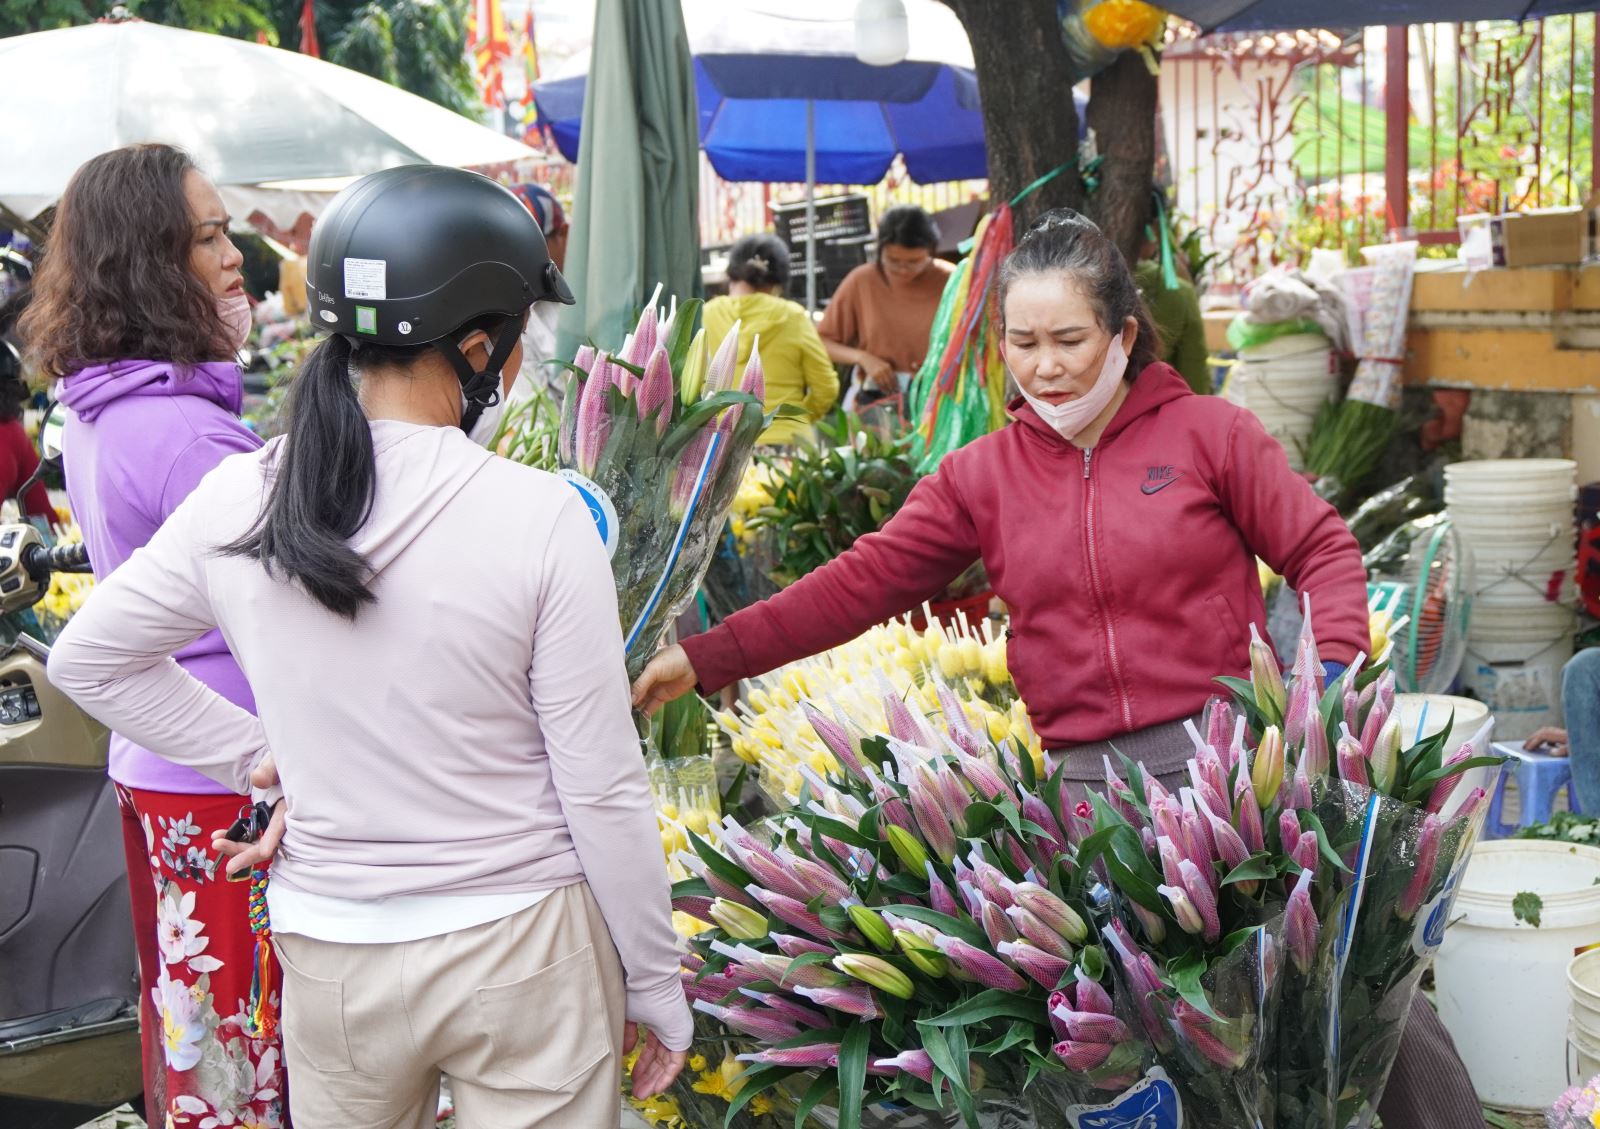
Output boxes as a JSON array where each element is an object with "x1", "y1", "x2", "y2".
[
  {"x1": 217, "y1": 292, "x2": 253, "y2": 355},
  {"x1": 1016, "y1": 332, "x2": 1130, "y2": 441}
]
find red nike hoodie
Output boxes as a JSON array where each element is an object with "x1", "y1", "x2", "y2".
[{"x1": 683, "y1": 362, "x2": 1369, "y2": 748}]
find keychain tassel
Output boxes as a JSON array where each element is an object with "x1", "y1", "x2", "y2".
[{"x1": 244, "y1": 866, "x2": 278, "y2": 1041}]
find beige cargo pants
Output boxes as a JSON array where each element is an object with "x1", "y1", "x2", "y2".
[{"x1": 273, "y1": 882, "x2": 626, "y2": 1129}]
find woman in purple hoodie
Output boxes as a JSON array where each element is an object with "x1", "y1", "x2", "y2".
[{"x1": 19, "y1": 144, "x2": 283, "y2": 1129}]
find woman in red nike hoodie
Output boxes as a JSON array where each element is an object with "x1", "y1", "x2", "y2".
[{"x1": 633, "y1": 209, "x2": 1480, "y2": 1126}]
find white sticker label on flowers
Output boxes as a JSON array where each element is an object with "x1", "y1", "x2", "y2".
[
  {"x1": 343, "y1": 257, "x2": 387, "y2": 301},
  {"x1": 1065, "y1": 1067, "x2": 1184, "y2": 1128},
  {"x1": 558, "y1": 469, "x2": 619, "y2": 560}
]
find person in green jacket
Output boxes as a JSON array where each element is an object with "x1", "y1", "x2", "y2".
[
  {"x1": 1134, "y1": 228, "x2": 1212, "y2": 395},
  {"x1": 705, "y1": 234, "x2": 840, "y2": 446}
]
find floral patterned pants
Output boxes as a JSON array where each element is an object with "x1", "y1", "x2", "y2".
[{"x1": 118, "y1": 784, "x2": 289, "y2": 1129}]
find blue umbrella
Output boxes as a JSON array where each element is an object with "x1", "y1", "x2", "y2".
[{"x1": 536, "y1": 54, "x2": 989, "y2": 187}]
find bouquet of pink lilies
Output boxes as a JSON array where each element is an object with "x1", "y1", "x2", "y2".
[
  {"x1": 1085, "y1": 602, "x2": 1500, "y2": 1129},
  {"x1": 557, "y1": 286, "x2": 772, "y2": 681},
  {"x1": 670, "y1": 678, "x2": 1177, "y2": 1129}
]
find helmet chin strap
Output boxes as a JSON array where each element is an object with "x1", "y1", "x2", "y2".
[{"x1": 433, "y1": 314, "x2": 523, "y2": 434}]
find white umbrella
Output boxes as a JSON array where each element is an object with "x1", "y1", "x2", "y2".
[{"x1": 0, "y1": 19, "x2": 535, "y2": 215}]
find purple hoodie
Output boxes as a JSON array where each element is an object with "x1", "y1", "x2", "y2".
[{"x1": 57, "y1": 360, "x2": 263, "y2": 793}]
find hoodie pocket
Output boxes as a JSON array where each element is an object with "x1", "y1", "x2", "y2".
[{"x1": 1207, "y1": 593, "x2": 1245, "y2": 651}]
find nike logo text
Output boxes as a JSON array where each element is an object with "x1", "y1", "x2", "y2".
[{"x1": 1141, "y1": 465, "x2": 1184, "y2": 495}]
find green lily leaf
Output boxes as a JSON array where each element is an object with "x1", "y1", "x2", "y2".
[
  {"x1": 1168, "y1": 950, "x2": 1221, "y2": 1021},
  {"x1": 836, "y1": 1021, "x2": 871, "y2": 1129},
  {"x1": 1222, "y1": 853, "x2": 1279, "y2": 886}
]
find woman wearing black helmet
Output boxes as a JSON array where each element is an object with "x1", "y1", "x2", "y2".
[{"x1": 49, "y1": 165, "x2": 692, "y2": 1126}]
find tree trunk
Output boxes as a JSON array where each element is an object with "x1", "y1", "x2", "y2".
[
  {"x1": 941, "y1": 0, "x2": 1159, "y2": 260},
  {"x1": 1087, "y1": 49, "x2": 1161, "y2": 263},
  {"x1": 939, "y1": 0, "x2": 1084, "y2": 227}
]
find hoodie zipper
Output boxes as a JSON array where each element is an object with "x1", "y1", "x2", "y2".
[{"x1": 1081, "y1": 446, "x2": 1135, "y2": 731}]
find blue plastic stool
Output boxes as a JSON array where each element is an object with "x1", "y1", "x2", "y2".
[{"x1": 1485, "y1": 741, "x2": 1585, "y2": 839}]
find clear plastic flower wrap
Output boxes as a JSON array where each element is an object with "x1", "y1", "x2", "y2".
[{"x1": 556, "y1": 288, "x2": 774, "y2": 682}]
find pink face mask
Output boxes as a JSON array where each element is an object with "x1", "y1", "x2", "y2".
[
  {"x1": 1017, "y1": 333, "x2": 1129, "y2": 442},
  {"x1": 217, "y1": 292, "x2": 252, "y2": 355}
]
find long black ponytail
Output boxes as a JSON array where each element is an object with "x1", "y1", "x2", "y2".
[{"x1": 224, "y1": 333, "x2": 377, "y2": 619}]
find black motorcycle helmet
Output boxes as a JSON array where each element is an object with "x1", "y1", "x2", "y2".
[{"x1": 304, "y1": 164, "x2": 574, "y2": 430}]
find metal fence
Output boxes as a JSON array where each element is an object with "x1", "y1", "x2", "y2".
[{"x1": 1160, "y1": 17, "x2": 1596, "y2": 285}]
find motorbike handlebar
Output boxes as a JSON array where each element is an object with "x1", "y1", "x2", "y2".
[{"x1": 22, "y1": 540, "x2": 92, "y2": 580}]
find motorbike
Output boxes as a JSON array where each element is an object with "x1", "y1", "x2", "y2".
[{"x1": 0, "y1": 404, "x2": 143, "y2": 1129}]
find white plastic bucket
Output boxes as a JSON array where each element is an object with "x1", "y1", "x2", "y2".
[
  {"x1": 1395, "y1": 693, "x2": 1492, "y2": 754},
  {"x1": 1461, "y1": 632, "x2": 1575, "y2": 739},
  {"x1": 1436, "y1": 841, "x2": 1600, "y2": 1110},
  {"x1": 1471, "y1": 602, "x2": 1579, "y2": 639},
  {"x1": 1570, "y1": 950, "x2": 1600, "y2": 1045},
  {"x1": 1444, "y1": 457, "x2": 1578, "y2": 493},
  {"x1": 1572, "y1": 1025, "x2": 1600, "y2": 1084}
]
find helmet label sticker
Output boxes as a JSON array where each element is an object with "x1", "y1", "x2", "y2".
[
  {"x1": 355, "y1": 306, "x2": 378, "y2": 335},
  {"x1": 344, "y1": 257, "x2": 387, "y2": 300}
]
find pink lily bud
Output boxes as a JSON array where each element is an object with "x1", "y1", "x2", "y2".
[
  {"x1": 793, "y1": 983, "x2": 883, "y2": 1019},
  {"x1": 1425, "y1": 744, "x2": 1477, "y2": 814},
  {"x1": 1292, "y1": 830, "x2": 1320, "y2": 874},
  {"x1": 1102, "y1": 758, "x2": 1141, "y2": 823},
  {"x1": 1286, "y1": 868, "x2": 1320, "y2": 973},
  {"x1": 738, "y1": 333, "x2": 765, "y2": 402},
  {"x1": 1012, "y1": 882, "x2": 1089, "y2": 943},
  {"x1": 1159, "y1": 882, "x2": 1205, "y2": 935},
  {"x1": 673, "y1": 893, "x2": 715, "y2": 920},
  {"x1": 1287, "y1": 762, "x2": 1315, "y2": 809},
  {"x1": 1203, "y1": 807, "x2": 1253, "y2": 874},
  {"x1": 789, "y1": 858, "x2": 851, "y2": 904},
  {"x1": 999, "y1": 941, "x2": 1072, "y2": 989},
  {"x1": 667, "y1": 428, "x2": 716, "y2": 518},
  {"x1": 681, "y1": 969, "x2": 747, "y2": 1006},
  {"x1": 1232, "y1": 769, "x2": 1265, "y2": 852},
  {"x1": 1022, "y1": 792, "x2": 1069, "y2": 855},
  {"x1": 1397, "y1": 814, "x2": 1444, "y2": 920},
  {"x1": 1187, "y1": 758, "x2": 1231, "y2": 821},
  {"x1": 1145, "y1": 773, "x2": 1171, "y2": 812},
  {"x1": 1336, "y1": 729, "x2": 1369, "y2": 788},
  {"x1": 1300, "y1": 695, "x2": 1330, "y2": 778},
  {"x1": 803, "y1": 704, "x2": 867, "y2": 778},
  {"x1": 1132, "y1": 900, "x2": 1170, "y2": 944},
  {"x1": 691, "y1": 999, "x2": 803, "y2": 1043},
  {"x1": 738, "y1": 988, "x2": 830, "y2": 1029},
  {"x1": 1205, "y1": 699, "x2": 1236, "y2": 763},
  {"x1": 1343, "y1": 686, "x2": 1361, "y2": 736},
  {"x1": 772, "y1": 932, "x2": 833, "y2": 958},
  {"x1": 1370, "y1": 715, "x2": 1402, "y2": 795},
  {"x1": 737, "y1": 1043, "x2": 840, "y2": 1069},
  {"x1": 1253, "y1": 726, "x2": 1286, "y2": 810},
  {"x1": 971, "y1": 853, "x2": 1018, "y2": 909},
  {"x1": 1075, "y1": 969, "x2": 1116, "y2": 1015},
  {"x1": 636, "y1": 345, "x2": 673, "y2": 433},
  {"x1": 1179, "y1": 858, "x2": 1222, "y2": 943},
  {"x1": 573, "y1": 364, "x2": 613, "y2": 477},
  {"x1": 925, "y1": 864, "x2": 962, "y2": 917},
  {"x1": 1450, "y1": 786, "x2": 1488, "y2": 830},
  {"x1": 1180, "y1": 802, "x2": 1217, "y2": 877},
  {"x1": 1360, "y1": 671, "x2": 1396, "y2": 755},
  {"x1": 745, "y1": 885, "x2": 845, "y2": 942},
  {"x1": 628, "y1": 296, "x2": 659, "y2": 365},
  {"x1": 1279, "y1": 810, "x2": 1302, "y2": 852},
  {"x1": 1052, "y1": 1005, "x2": 1130, "y2": 1045},
  {"x1": 1053, "y1": 1039, "x2": 1115, "y2": 1071},
  {"x1": 1104, "y1": 921, "x2": 1165, "y2": 1007},
  {"x1": 982, "y1": 899, "x2": 1019, "y2": 948},
  {"x1": 739, "y1": 849, "x2": 813, "y2": 903},
  {"x1": 958, "y1": 750, "x2": 1015, "y2": 805},
  {"x1": 1284, "y1": 679, "x2": 1310, "y2": 747},
  {"x1": 958, "y1": 881, "x2": 986, "y2": 921},
  {"x1": 909, "y1": 766, "x2": 958, "y2": 864},
  {"x1": 1249, "y1": 622, "x2": 1287, "y2": 717},
  {"x1": 938, "y1": 766, "x2": 974, "y2": 825},
  {"x1": 1048, "y1": 990, "x2": 1072, "y2": 1039},
  {"x1": 1293, "y1": 598, "x2": 1327, "y2": 689},
  {"x1": 883, "y1": 691, "x2": 929, "y2": 746},
  {"x1": 931, "y1": 934, "x2": 1029, "y2": 992},
  {"x1": 704, "y1": 319, "x2": 742, "y2": 394},
  {"x1": 1006, "y1": 905, "x2": 1076, "y2": 959},
  {"x1": 1173, "y1": 999, "x2": 1247, "y2": 1069},
  {"x1": 1153, "y1": 794, "x2": 1184, "y2": 846},
  {"x1": 572, "y1": 343, "x2": 597, "y2": 374},
  {"x1": 875, "y1": 1049, "x2": 936, "y2": 1083},
  {"x1": 1157, "y1": 834, "x2": 1184, "y2": 888}
]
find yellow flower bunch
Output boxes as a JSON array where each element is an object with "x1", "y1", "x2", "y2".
[
  {"x1": 33, "y1": 517, "x2": 94, "y2": 625},
  {"x1": 728, "y1": 464, "x2": 778, "y2": 556},
  {"x1": 1083, "y1": 0, "x2": 1165, "y2": 51},
  {"x1": 714, "y1": 613, "x2": 1042, "y2": 807}
]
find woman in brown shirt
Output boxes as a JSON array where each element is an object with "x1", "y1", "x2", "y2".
[{"x1": 819, "y1": 204, "x2": 953, "y2": 403}]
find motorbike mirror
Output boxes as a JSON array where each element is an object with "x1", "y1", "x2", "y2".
[{"x1": 37, "y1": 401, "x2": 66, "y2": 468}]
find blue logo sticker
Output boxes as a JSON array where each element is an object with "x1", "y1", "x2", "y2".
[
  {"x1": 557, "y1": 469, "x2": 619, "y2": 560},
  {"x1": 1414, "y1": 862, "x2": 1464, "y2": 957},
  {"x1": 1068, "y1": 1068, "x2": 1184, "y2": 1129}
]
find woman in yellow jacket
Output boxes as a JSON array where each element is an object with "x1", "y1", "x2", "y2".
[{"x1": 705, "y1": 235, "x2": 839, "y2": 446}]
